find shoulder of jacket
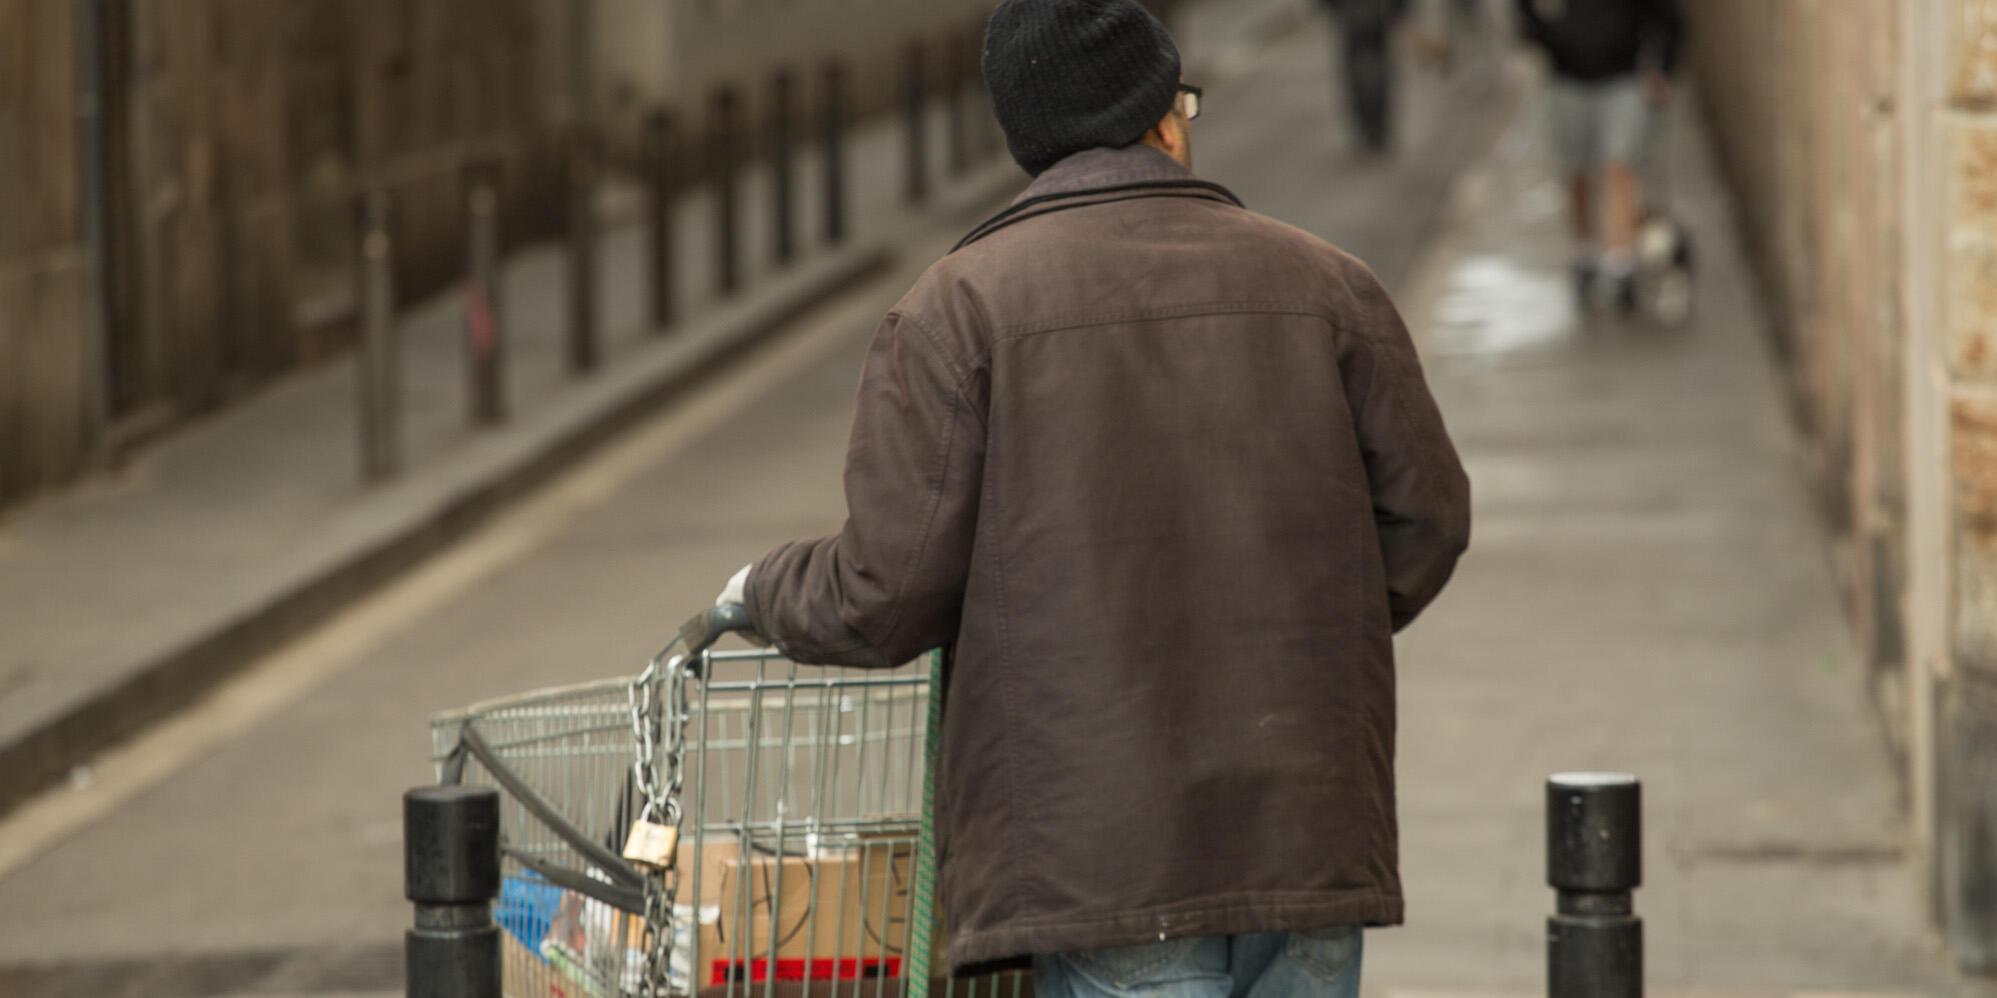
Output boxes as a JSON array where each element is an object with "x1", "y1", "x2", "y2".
[{"x1": 881, "y1": 263, "x2": 994, "y2": 381}]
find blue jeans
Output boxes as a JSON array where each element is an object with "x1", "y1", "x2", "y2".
[{"x1": 1032, "y1": 929, "x2": 1363, "y2": 998}]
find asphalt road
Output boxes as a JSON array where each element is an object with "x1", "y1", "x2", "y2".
[{"x1": 0, "y1": 15, "x2": 1505, "y2": 998}]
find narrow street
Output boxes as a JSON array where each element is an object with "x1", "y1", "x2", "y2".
[{"x1": 0, "y1": 6, "x2": 1984, "y2": 997}]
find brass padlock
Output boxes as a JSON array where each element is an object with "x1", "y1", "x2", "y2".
[{"x1": 623, "y1": 819, "x2": 679, "y2": 870}]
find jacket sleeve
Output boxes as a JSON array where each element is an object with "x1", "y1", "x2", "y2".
[
  {"x1": 745, "y1": 310, "x2": 986, "y2": 667},
  {"x1": 1341, "y1": 272, "x2": 1471, "y2": 632}
]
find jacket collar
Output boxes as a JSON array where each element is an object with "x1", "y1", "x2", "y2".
[{"x1": 955, "y1": 145, "x2": 1245, "y2": 251}]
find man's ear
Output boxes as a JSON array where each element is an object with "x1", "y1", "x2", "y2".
[{"x1": 1144, "y1": 110, "x2": 1180, "y2": 155}]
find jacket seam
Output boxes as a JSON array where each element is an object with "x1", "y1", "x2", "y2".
[
  {"x1": 987, "y1": 419, "x2": 1032, "y2": 926},
  {"x1": 968, "y1": 303, "x2": 1344, "y2": 370},
  {"x1": 897, "y1": 310, "x2": 970, "y2": 385},
  {"x1": 899, "y1": 310, "x2": 991, "y2": 431},
  {"x1": 865, "y1": 377, "x2": 963, "y2": 661},
  {"x1": 1000, "y1": 302, "x2": 1327, "y2": 338}
]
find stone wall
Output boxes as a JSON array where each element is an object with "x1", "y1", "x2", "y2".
[
  {"x1": 1940, "y1": 0, "x2": 1997, "y2": 966},
  {"x1": 0, "y1": 0, "x2": 1005, "y2": 509},
  {"x1": 1683, "y1": 0, "x2": 1997, "y2": 970},
  {"x1": 0, "y1": 0, "x2": 574, "y2": 506},
  {"x1": 0, "y1": 0, "x2": 88, "y2": 501},
  {"x1": 117, "y1": 0, "x2": 571, "y2": 421}
]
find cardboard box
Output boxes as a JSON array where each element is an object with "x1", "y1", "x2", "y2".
[
  {"x1": 682, "y1": 834, "x2": 928, "y2": 987},
  {"x1": 505, "y1": 830, "x2": 939, "y2": 993}
]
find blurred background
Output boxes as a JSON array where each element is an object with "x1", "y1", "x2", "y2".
[{"x1": 0, "y1": 0, "x2": 1995, "y2": 995}]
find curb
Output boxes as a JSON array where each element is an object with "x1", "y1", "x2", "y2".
[{"x1": 0, "y1": 162, "x2": 1025, "y2": 819}]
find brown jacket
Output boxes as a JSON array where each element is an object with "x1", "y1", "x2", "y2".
[{"x1": 747, "y1": 144, "x2": 1470, "y2": 970}]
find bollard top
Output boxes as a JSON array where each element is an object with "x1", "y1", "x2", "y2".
[
  {"x1": 406, "y1": 783, "x2": 499, "y2": 804},
  {"x1": 1546, "y1": 773, "x2": 1641, "y2": 891},
  {"x1": 405, "y1": 784, "x2": 501, "y2": 904},
  {"x1": 1548, "y1": 772, "x2": 1637, "y2": 788}
]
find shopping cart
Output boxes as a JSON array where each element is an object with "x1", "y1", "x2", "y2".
[{"x1": 431, "y1": 605, "x2": 1027, "y2": 998}]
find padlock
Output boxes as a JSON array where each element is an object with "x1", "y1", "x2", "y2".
[{"x1": 623, "y1": 819, "x2": 679, "y2": 870}]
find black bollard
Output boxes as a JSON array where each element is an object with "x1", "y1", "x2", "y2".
[
  {"x1": 1546, "y1": 773, "x2": 1643, "y2": 998},
  {"x1": 946, "y1": 35, "x2": 970, "y2": 178},
  {"x1": 770, "y1": 69, "x2": 796, "y2": 265},
  {"x1": 644, "y1": 109, "x2": 678, "y2": 330},
  {"x1": 357, "y1": 189, "x2": 401, "y2": 482},
  {"x1": 821, "y1": 62, "x2": 847, "y2": 246},
  {"x1": 463, "y1": 160, "x2": 505, "y2": 425},
  {"x1": 904, "y1": 41, "x2": 929, "y2": 206},
  {"x1": 405, "y1": 785, "x2": 500, "y2": 998},
  {"x1": 710, "y1": 87, "x2": 741, "y2": 296}
]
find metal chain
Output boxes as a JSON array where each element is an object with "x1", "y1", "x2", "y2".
[{"x1": 630, "y1": 651, "x2": 693, "y2": 996}]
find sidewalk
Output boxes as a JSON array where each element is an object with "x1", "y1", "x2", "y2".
[
  {"x1": 0, "y1": 99, "x2": 1021, "y2": 816},
  {"x1": 1363, "y1": 63, "x2": 1993, "y2": 996}
]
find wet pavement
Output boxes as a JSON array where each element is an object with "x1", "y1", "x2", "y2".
[{"x1": 1371, "y1": 60, "x2": 1987, "y2": 996}]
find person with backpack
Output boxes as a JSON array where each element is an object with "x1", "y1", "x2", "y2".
[{"x1": 1515, "y1": 0, "x2": 1683, "y2": 312}]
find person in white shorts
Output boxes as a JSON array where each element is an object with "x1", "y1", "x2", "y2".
[{"x1": 1516, "y1": 0, "x2": 1681, "y2": 312}]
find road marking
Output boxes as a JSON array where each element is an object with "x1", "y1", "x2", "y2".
[{"x1": 0, "y1": 264, "x2": 904, "y2": 883}]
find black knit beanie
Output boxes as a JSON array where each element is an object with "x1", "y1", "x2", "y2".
[{"x1": 982, "y1": 0, "x2": 1184, "y2": 176}]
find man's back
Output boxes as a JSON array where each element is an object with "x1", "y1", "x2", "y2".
[
  {"x1": 736, "y1": 0, "x2": 1469, "y2": 988},
  {"x1": 749, "y1": 144, "x2": 1470, "y2": 968}
]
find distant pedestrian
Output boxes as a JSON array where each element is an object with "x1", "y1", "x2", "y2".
[
  {"x1": 1516, "y1": 0, "x2": 1682, "y2": 312},
  {"x1": 716, "y1": 1, "x2": 1469, "y2": 997},
  {"x1": 1319, "y1": 0, "x2": 1413, "y2": 152}
]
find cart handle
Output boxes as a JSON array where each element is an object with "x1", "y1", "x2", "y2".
[{"x1": 676, "y1": 602, "x2": 756, "y2": 660}]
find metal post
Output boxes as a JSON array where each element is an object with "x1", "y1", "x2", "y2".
[
  {"x1": 74, "y1": 0, "x2": 112, "y2": 454},
  {"x1": 565, "y1": 127, "x2": 600, "y2": 373},
  {"x1": 645, "y1": 109, "x2": 678, "y2": 330},
  {"x1": 566, "y1": 0, "x2": 598, "y2": 373},
  {"x1": 357, "y1": 190, "x2": 400, "y2": 482},
  {"x1": 904, "y1": 41, "x2": 929, "y2": 206},
  {"x1": 821, "y1": 62, "x2": 848, "y2": 246},
  {"x1": 946, "y1": 36, "x2": 969, "y2": 178},
  {"x1": 711, "y1": 87, "x2": 741, "y2": 296},
  {"x1": 463, "y1": 163, "x2": 505, "y2": 425},
  {"x1": 771, "y1": 70, "x2": 796, "y2": 265},
  {"x1": 404, "y1": 785, "x2": 500, "y2": 998},
  {"x1": 1547, "y1": 773, "x2": 1643, "y2": 998}
]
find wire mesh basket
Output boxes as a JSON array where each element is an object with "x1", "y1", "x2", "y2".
[{"x1": 431, "y1": 632, "x2": 1028, "y2": 998}]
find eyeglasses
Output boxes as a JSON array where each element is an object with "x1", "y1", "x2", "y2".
[{"x1": 1178, "y1": 83, "x2": 1203, "y2": 121}]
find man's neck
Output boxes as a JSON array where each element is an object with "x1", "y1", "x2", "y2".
[{"x1": 1140, "y1": 134, "x2": 1191, "y2": 171}]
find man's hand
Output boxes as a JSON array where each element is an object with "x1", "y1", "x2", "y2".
[
  {"x1": 1645, "y1": 70, "x2": 1673, "y2": 104},
  {"x1": 716, "y1": 564, "x2": 752, "y2": 608}
]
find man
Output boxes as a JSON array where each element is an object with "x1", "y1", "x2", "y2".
[
  {"x1": 1319, "y1": 0, "x2": 1414, "y2": 152},
  {"x1": 1515, "y1": 0, "x2": 1682, "y2": 312},
  {"x1": 717, "y1": 2, "x2": 1470, "y2": 996}
]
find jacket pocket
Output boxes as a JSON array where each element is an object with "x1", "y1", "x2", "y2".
[
  {"x1": 1283, "y1": 926, "x2": 1362, "y2": 983},
  {"x1": 1068, "y1": 937, "x2": 1222, "y2": 991}
]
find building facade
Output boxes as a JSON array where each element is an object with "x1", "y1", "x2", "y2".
[
  {"x1": 1684, "y1": 0, "x2": 1997, "y2": 969},
  {"x1": 0, "y1": 0, "x2": 994, "y2": 508}
]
